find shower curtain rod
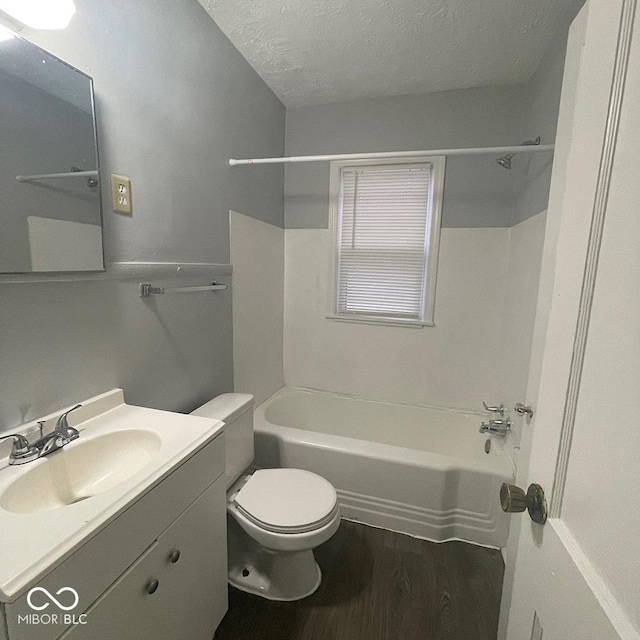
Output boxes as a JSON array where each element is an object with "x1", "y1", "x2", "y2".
[{"x1": 229, "y1": 144, "x2": 555, "y2": 166}]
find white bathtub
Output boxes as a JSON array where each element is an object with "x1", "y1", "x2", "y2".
[{"x1": 254, "y1": 386, "x2": 515, "y2": 548}]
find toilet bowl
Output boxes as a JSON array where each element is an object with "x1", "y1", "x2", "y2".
[{"x1": 191, "y1": 393, "x2": 340, "y2": 601}]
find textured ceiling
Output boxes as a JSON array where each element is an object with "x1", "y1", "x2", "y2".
[{"x1": 198, "y1": 0, "x2": 580, "y2": 107}]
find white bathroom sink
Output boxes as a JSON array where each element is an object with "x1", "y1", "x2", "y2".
[
  {"x1": 0, "y1": 429, "x2": 162, "y2": 514},
  {"x1": 0, "y1": 388, "x2": 224, "y2": 602}
]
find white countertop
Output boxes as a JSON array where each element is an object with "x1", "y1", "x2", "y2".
[{"x1": 0, "y1": 389, "x2": 224, "y2": 602}]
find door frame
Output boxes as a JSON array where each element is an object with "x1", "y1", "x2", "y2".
[{"x1": 548, "y1": 0, "x2": 637, "y2": 519}]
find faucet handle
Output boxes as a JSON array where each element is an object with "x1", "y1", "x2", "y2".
[
  {"x1": 55, "y1": 404, "x2": 82, "y2": 439},
  {"x1": 0, "y1": 433, "x2": 30, "y2": 452},
  {"x1": 1, "y1": 434, "x2": 38, "y2": 465},
  {"x1": 483, "y1": 401, "x2": 505, "y2": 416}
]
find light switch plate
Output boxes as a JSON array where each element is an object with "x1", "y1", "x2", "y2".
[{"x1": 111, "y1": 174, "x2": 132, "y2": 214}]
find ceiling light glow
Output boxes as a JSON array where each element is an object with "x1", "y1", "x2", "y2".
[{"x1": 0, "y1": 0, "x2": 76, "y2": 30}]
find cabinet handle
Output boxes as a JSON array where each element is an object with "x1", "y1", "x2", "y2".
[
  {"x1": 169, "y1": 549, "x2": 181, "y2": 564},
  {"x1": 146, "y1": 578, "x2": 159, "y2": 595}
]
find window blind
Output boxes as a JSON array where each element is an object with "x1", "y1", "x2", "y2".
[{"x1": 336, "y1": 163, "x2": 432, "y2": 321}]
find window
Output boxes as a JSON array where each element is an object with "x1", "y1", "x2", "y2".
[{"x1": 328, "y1": 157, "x2": 445, "y2": 326}]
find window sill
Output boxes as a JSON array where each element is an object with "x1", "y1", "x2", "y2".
[{"x1": 325, "y1": 314, "x2": 434, "y2": 328}]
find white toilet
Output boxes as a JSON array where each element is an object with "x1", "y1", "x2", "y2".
[{"x1": 191, "y1": 393, "x2": 341, "y2": 601}]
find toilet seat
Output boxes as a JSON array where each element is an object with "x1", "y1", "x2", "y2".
[{"x1": 233, "y1": 468, "x2": 338, "y2": 534}]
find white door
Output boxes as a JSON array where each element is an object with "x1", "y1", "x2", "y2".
[{"x1": 503, "y1": 0, "x2": 640, "y2": 638}]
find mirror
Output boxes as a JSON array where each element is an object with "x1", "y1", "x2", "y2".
[{"x1": 0, "y1": 31, "x2": 104, "y2": 273}]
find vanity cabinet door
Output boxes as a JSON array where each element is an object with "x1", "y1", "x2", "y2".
[{"x1": 59, "y1": 477, "x2": 228, "y2": 640}]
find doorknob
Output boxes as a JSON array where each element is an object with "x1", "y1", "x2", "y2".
[{"x1": 500, "y1": 483, "x2": 547, "y2": 524}]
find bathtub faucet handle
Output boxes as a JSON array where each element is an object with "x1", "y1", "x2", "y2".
[{"x1": 482, "y1": 402, "x2": 505, "y2": 417}]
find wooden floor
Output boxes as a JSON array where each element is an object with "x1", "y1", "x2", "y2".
[{"x1": 215, "y1": 520, "x2": 504, "y2": 640}]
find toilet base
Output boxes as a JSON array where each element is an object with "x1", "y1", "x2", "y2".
[{"x1": 228, "y1": 524, "x2": 322, "y2": 601}]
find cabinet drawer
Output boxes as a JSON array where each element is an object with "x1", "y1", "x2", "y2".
[
  {"x1": 5, "y1": 433, "x2": 224, "y2": 640},
  {"x1": 60, "y1": 478, "x2": 228, "y2": 640}
]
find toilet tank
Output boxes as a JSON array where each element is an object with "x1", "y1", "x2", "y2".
[{"x1": 191, "y1": 393, "x2": 254, "y2": 489}]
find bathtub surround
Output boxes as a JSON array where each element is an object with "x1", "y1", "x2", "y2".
[
  {"x1": 280, "y1": 19, "x2": 570, "y2": 418},
  {"x1": 498, "y1": 212, "x2": 548, "y2": 445},
  {"x1": 282, "y1": 214, "x2": 547, "y2": 415},
  {"x1": 229, "y1": 211, "x2": 284, "y2": 406},
  {"x1": 284, "y1": 226, "x2": 510, "y2": 409},
  {"x1": 0, "y1": 0, "x2": 284, "y2": 431}
]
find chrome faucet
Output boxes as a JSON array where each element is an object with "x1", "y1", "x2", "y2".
[
  {"x1": 1, "y1": 404, "x2": 82, "y2": 466},
  {"x1": 480, "y1": 419, "x2": 512, "y2": 436}
]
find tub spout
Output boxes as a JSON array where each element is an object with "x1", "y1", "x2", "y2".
[{"x1": 480, "y1": 419, "x2": 512, "y2": 436}]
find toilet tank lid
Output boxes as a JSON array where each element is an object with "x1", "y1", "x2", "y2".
[{"x1": 190, "y1": 393, "x2": 254, "y2": 423}]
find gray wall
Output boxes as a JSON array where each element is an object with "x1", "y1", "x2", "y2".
[
  {"x1": 513, "y1": 0, "x2": 588, "y2": 225},
  {"x1": 285, "y1": 86, "x2": 524, "y2": 229},
  {"x1": 513, "y1": 21, "x2": 571, "y2": 224},
  {"x1": 284, "y1": 48, "x2": 571, "y2": 230},
  {"x1": 0, "y1": 72, "x2": 99, "y2": 272},
  {"x1": 0, "y1": 0, "x2": 284, "y2": 433}
]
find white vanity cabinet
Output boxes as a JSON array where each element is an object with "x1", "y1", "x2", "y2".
[
  {"x1": 2, "y1": 433, "x2": 228, "y2": 640},
  {"x1": 61, "y1": 480, "x2": 227, "y2": 640}
]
